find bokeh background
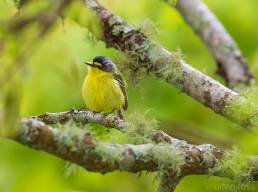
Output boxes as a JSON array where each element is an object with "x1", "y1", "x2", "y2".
[{"x1": 1, "y1": 0, "x2": 258, "y2": 191}]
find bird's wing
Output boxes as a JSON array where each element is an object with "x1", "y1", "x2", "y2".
[{"x1": 114, "y1": 73, "x2": 128, "y2": 110}]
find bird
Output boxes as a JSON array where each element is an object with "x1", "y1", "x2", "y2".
[{"x1": 82, "y1": 56, "x2": 128, "y2": 119}]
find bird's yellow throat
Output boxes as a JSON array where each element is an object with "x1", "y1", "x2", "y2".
[{"x1": 82, "y1": 66, "x2": 125, "y2": 113}]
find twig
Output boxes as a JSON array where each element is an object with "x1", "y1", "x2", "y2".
[
  {"x1": 172, "y1": 0, "x2": 254, "y2": 89},
  {"x1": 83, "y1": 0, "x2": 258, "y2": 129},
  {"x1": 31, "y1": 110, "x2": 129, "y2": 130}
]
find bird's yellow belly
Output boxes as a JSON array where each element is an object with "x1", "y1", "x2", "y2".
[{"x1": 82, "y1": 73, "x2": 124, "y2": 113}]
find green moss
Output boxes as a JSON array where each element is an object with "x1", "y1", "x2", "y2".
[
  {"x1": 94, "y1": 142, "x2": 123, "y2": 164},
  {"x1": 225, "y1": 95, "x2": 258, "y2": 128},
  {"x1": 154, "y1": 49, "x2": 184, "y2": 89},
  {"x1": 224, "y1": 85, "x2": 258, "y2": 128},
  {"x1": 64, "y1": 162, "x2": 80, "y2": 178},
  {"x1": 151, "y1": 143, "x2": 185, "y2": 174},
  {"x1": 136, "y1": 19, "x2": 159, "y2": 40},
  {"x1": 210, "y1": 149, "x2": 254, "y2": 183},
  {"x1": 238, "y1": 85, "x2": 258, "y2": 103},
  {"x1": 124, "y1": 113, "x2": 158, "y2": 144},
  {"x1": 56, "y1": 121, "x2": 89, "y2": 151},
  {"x1": 110, "y1": 21, "x2": 184, "y2": 87},
  {"x1": 160, "y1": 50, "x2": 183, "y2": 78},
  {"x1": 115, "y1": 53, "x2": 150, "y2": 84}
]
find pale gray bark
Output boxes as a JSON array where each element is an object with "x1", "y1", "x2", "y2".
[
  {"x1": 157, "y1": 173, "x2": 182, "y2": 192},
  {"x1": 173, "y1": 0, "x2": 254, "y2": 89},
  {"x1": 84, "y1": 0, "x2": 258, "y2": 129},
  {"x1": 32, "y1": 110, "x2": 128, "y2": 130},
  {"x1": 9, "y1": 115, "x2": 258, "y2": 192}
]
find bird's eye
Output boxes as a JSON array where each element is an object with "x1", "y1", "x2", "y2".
[{"x1": 101, "y1": 65, "x2": 106, "y2": 70}]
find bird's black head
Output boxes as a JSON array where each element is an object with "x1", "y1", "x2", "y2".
[{"x1": 84, "y1": 56, "x2": 116, "y2": 73}]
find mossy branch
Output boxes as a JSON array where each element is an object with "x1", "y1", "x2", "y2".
[
  {"x1": 172, "y1": 0, "x2": 254, "y2": 90},
  {"x1": 30, "y1": 110, "x2": 187, "y2": 145},
  {"x1": 83, "y1": 0, "x2": 258, "y2": 129},
  {"x1": 157, "y1": 173, "x2": 182, "y2": 192},
  {"x1": 31, "y1": 110, "x2": 129, "y2": 130},
  {"x1": 4, "y1": 111, "x2": 257, "y2": 192}
]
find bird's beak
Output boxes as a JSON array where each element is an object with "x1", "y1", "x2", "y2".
[{"x1": 84, "y1": 61, "x2": 95, "y2": 67}]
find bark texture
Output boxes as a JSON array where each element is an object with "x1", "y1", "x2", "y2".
[
  {"x1": 12, "y1": 116, "x2": 258, "y2": 185},
  {"x1": 174, "y1": 0, "x2": 254, "y2": 89},
  {"x1": 84, "y1": 0, "x2": 258, "y2": 129}
]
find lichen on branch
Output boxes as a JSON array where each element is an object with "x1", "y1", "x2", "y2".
[
  {"x1": 12, "y1": 115, "x2": 258, "y2": 185},
  {"x1": 84, "y1": 0, "x2": 258, "y2": 129},
  {"x1": 173, "y1": 0, "x2": 254, "y2": 89}
]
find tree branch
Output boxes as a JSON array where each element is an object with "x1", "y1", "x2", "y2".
[
  {"x1": 83, "y1": 0, "x2": 258, "y2": 129},
  {"x1": 170, "y1": 0, "x2": 254, "y2": 89},
  {"x1": 17, "y1": 118, "x2": 156, "y2": 174},
  {"x1": 31, "y1": 110, "x2": 128, "y2": 130},
  {"x1": 157, "y1": 173, "x2": 182, "y2": 192},
  {"x1": 7, "y1": 114, "x2": 258, "y2": 191},
  {"x1": 34, "y1": 111, "x2": 234, "y2": 148},
  {"x1": 30, "y1": 110, "x2": 190, "y2": 144},
  {"x1": 29, "y1": 110, "x2": 258, "y2": 182}
]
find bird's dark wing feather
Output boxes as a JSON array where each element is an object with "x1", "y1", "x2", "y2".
[{"x1": 114, "y1": 73, "x2": 128, "y2": 110}]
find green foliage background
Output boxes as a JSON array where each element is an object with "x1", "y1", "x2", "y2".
[{"x1": 0, "y1": 0, "x2": 258, "y2": 191}]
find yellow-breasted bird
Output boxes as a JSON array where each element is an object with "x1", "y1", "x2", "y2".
[{"x1": 82, "y1": 56, "x2": 128, "y2": 119}]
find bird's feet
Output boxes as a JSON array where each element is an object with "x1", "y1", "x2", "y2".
[
  {"x1": 102, "y1": 109, "x2": 117, "y2": 117},
  {"x1": 78, "y1": 107, "x2": 88, "y2": 112},
  {"x1": 69, "y1": 107, "x2": 87, "y2": 114}
]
